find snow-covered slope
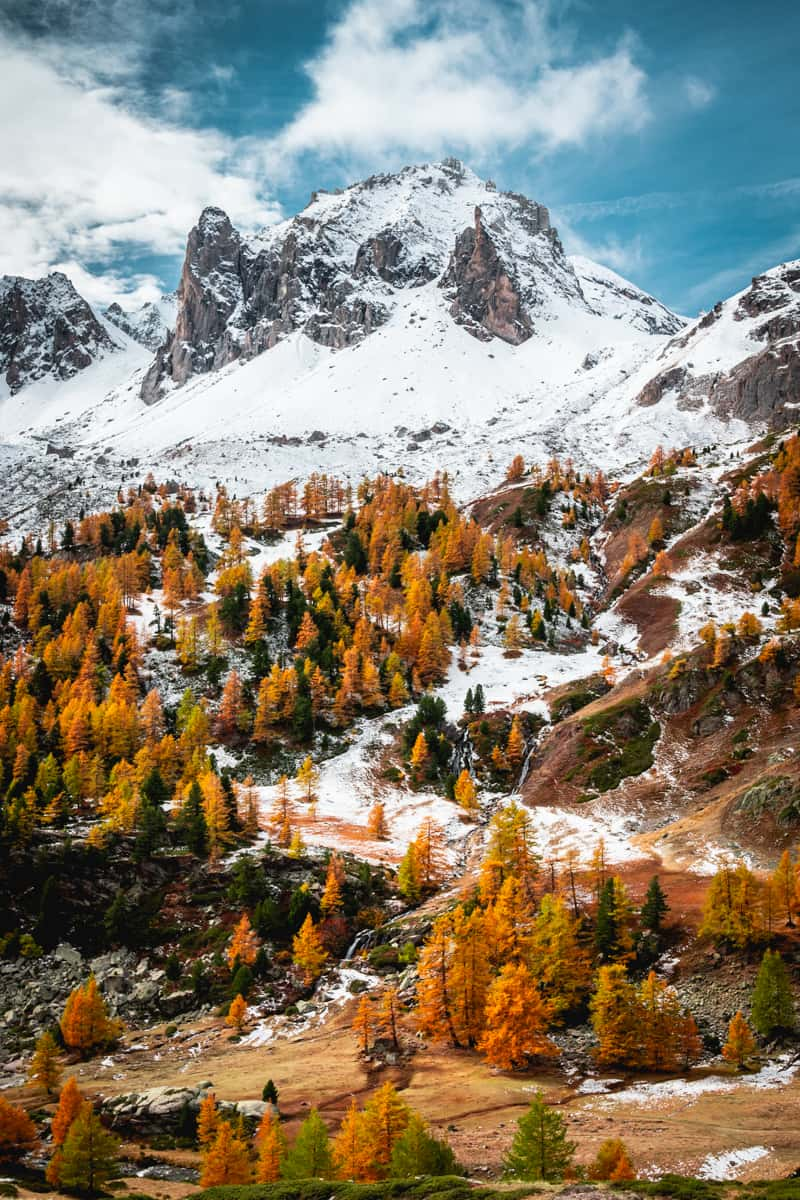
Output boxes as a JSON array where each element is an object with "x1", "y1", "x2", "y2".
[
  {"x1": 140, "y1": 159, "x2": 684, "y2": 402},
  {"x1": 105, "y1": 294, "x2": 177, "y2": 351},
  {"x1": 632, "y1": 259, "x2": 800, "y2": 426}
]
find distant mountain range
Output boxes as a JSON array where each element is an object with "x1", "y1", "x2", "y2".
[{"x1": 1, "y1": 159, "x2": 798, "y2": 525}]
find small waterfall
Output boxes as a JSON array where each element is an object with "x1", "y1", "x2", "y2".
[{"x1": 343, "y1": 927, "x2": 376, "y2": 962}]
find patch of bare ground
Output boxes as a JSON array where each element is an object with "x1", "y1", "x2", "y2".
[{"x1": 21, "y1": 998, "x2": 800, "y2": 1186}]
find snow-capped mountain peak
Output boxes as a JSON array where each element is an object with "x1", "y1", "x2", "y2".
[
  {"x1": 105, "y1": 294, "x2": 177, "y2": 352},
  {"x1": 140, "y1": 160, "x2": 679, "y2": 403},
  {"x1": 0, "y1": 271, "x2": 118, "y2": 395}
]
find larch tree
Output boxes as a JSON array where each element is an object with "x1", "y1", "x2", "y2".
[
  {"x1": 0, "y1": 1096, "x2": 38, "y2": 1163},
  {"x1": 410, "y1": 731, "x2": 429, "y2": 770},
  {"x1": 366, "y1": 800, "x2": 388, "y2": 840},
  {"x1": 331, "y1": 1099, "x2": 372, "y2": 1182},
  {"x1": 282, "y1": 1108, "x2": 333, "y2": 1180},
  {"x1": 28, "y1": 1030, "x2": 62, "y2": 1095},
  {"x1": 453, "y1": 769, "x2": 479, "y2": 816},
  {"x1": 60, "y1": 977, "x2": 122, "y2": 1056},
  {"x1": 361, "y1": 1081, "x2": 411, "y2": 1178},
  {"x1": 51, "y1": 1077, "x2": 84, "y2": 1153},
  {"x1": 528, "y1": 893, "x2": 591, "y2": 1018},
  {"x1": 771, "y1": 849, "x2": 796, "y2": 927},
  {"x1": 751, "y1": 949, "x2": 796, "y2": 1038},
  {"x1": 503, "y1": 1092, "x2": 576, "y2": 1182},
  {"x1": 416, "y1": 913, "x2": 459, "y2": 1046},
  {"x1": 59, "y1": 1103, "x2": 120, "y2": 1196},
  {"x1": 196, "y1": 1092, "x2": 220, "y2": 1148},
  {"x1": 296, "y1": 756, "x2": 320, "y2": 811},
  {"x1": 397, "y1": 841, "x2": 421, "y2": 902},
  {"x1": 352, "y1": 995, "x2": 373, "y2": 1054},
  {"x1": 389, "y1": 1112, "x2": 460, "y2": 1178},
  {"x1": 200, "y1": 1122, "x2": 252, "y2": 1187},
  {"x1": 227, "y1": 913, "x2": 259, "y2": 969},
  {"x1": 255, "y1": 1110, "x2": 286, "y2": 1183},
  {"x1": 379, "y1": 986, "x2": 403, "y2": 1050},
  {"x1": 414, "y1": 818, "x2": 448, "y2": 892},
  {"x1": 292, "y1": 914, "x2": 328, "y2": 985},
  {"x1": 722, "y1": 1011, "x2": 758, "y2": 1069},
  {"x1": 478, "y1": 963, "x2": 557, "y2": 1070},
  {"x1": 590, "y1": 964, "x2": 640, "y2": 1067},
  {"x1": 321, "y1": 852, "x2": 345, "y2": 915},
  {"x1": 226, "y1": 993, "x2": 248, "y2": 1033},
  {"x1": 590, "y1": 1138, "x2": 636, "y2": 1181}
]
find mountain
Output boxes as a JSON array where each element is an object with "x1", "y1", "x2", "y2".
[
  {"x1": 105, "y1": 294, "x2": 177, "y2": 352},
  {"x1": 140, "y1": 159, "x2": 682, "y2": 403},
  {"x1": 633, "y1": 260, "x2": 800, "y2": 429},
  {"x1": 0, "y1": 271, "x2": 117, "y2": 395},
  {"x1": 2, "y1": 161, "x2": 799, "y2": 533}
]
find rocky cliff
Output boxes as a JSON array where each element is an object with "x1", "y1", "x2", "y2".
[
  {"x1": 105, "y1": 294, "x2": 176, "y2": 352},
  {"x1": 140, "y1": 159, "x2": 628, "y2": 403},
  {"x1": 0, "y1": 272, "x2": 116, "y2": 394},
  {"x1": 635, "y1": 261, "x2": 800, "y2": 428}
]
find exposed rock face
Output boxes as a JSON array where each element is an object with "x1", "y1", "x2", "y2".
[
  {"x1": 710, "y1": 340, "x2": 800, "y2": 427},
  {"x1": 439, "y1": 207, "x2": 533, "y2": 344},
  {"x1": 140, "y1": 160, "x2": 597, "y2": 402},
  {"x1": 0, "y1": 272, "x2": 116, "y2": 393},
  {"x1": 104, "y1": 295, "x2": 176, "y2": 352},
  {"x1": 101, "y1": 1082, "x2": 273, "y2": 1136},
  {"x1": 635, "y1": 260, "x2": 800, "y2": 428},
  {"x1": 637, "y1": 365, "x2": 689, "y2": 407}
]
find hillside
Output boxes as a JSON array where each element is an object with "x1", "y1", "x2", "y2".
[{"x1": 1, "y1": 161, "x2": 800, "y2": 1200}]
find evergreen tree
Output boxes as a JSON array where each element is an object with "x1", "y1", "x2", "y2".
[
  {"x1": 503, "y1": 1092, "x2": 575, "y2": 1182},
  {"x1": 641, "y1": 876, "x2": 669, "y2": 933},
  {"x1": 178, "y1": 781, "x2": 208, "y2": 855},
  {"x1": 282, "y1": 1108, "x2": 333, "y2": 1180},
  {"x1": 262, "y1": 1079, "x2": 279, "y2": 1106},
  {"x1": 751, "y1": 949, "x2": 796, "y2": 1039}
]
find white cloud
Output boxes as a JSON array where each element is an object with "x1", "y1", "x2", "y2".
[
  {"x1": 684, "y1": 76, "x2": 716, "y2": 109},
  {"x1": 270, "y1": 0, "x2": 650, "y2": 168},
  {"x1": 0, "y1": 34, "x2": 279, "y2": 305}
]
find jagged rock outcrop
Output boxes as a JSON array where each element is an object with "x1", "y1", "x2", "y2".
[
  {"x1": 439, "y1": 206, "x2": 533, "y2": 344},
  {"x1": 710, "y1": 340, "x2": 800, "y2": 427},
  {"x1": 635, "y1": 260, "x2": 800, "y2": 428},
  {"x1": 0, "y1": 272, "x2": 116, "y2": 393},
  {"x1": 140, "y1": 160, "x2": 598, "y2": 402},
  {"x1": 105, "y1": 295, "x2": 176, "y2": 351},
  {"x1": 101, "y1": 1082, "x2": 273, "y2": 1136}
]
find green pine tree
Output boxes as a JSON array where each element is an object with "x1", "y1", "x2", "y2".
[
  {"x1": 59, "y1": 1104, "x2": 120, "y2": 1195},
  {"x1": 595, "y1": 878, "x2": 617, "y2": 961},
  {"x1": 641, "y1": 876, "x2": 669, "y2": 933},
  {"x1": 388, "y1": 1112, "x2": 462, "y2": 1178},
  {"x1": 178, "y1": 781, "x2": 208, "y2": 856},
  {"x1": 503, "y1": 1092, "x2": 576, "y2": 1182},
  {"x1": 751, "y1": 949, "x2": 796, "y2": 1039},
  {"x1": 281, "y1": 1108, "x2": 333, "y2": 1180}
]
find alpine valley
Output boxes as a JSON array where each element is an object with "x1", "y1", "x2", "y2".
[{"x1": 2, "y1": 159, "x2": 800, "y2": 1199}]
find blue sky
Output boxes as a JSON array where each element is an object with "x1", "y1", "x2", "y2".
[{"x1": 0, "y1": 0, "x2": 797, "y2": 314}]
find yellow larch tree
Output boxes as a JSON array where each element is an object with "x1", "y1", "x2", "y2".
[{"x1": 293, "y1": 914, "x2": 328, "y2": 985}]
